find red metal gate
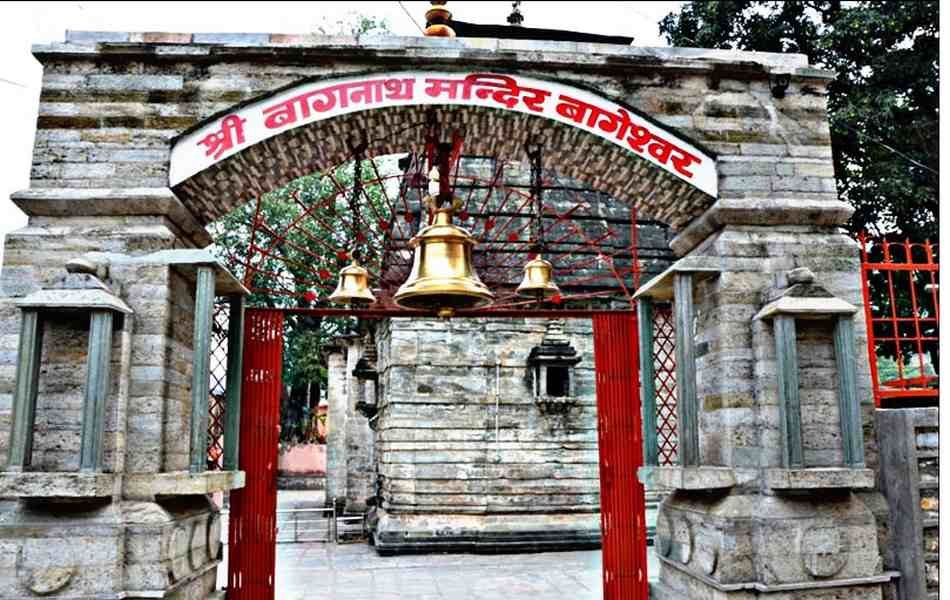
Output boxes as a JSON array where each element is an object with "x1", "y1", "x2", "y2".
[
  {"x1": 859, "y1": 234, "x2": 939, "y2": 406},
  {"x1": 593, "y1": 312, "x2": 648, "y2": 600},
  {"x1": 228, "y1": 309, "x2": 647, "y2": 600},
  {"x1": 228, "y1": 309, "x2": 284, "y2": 599}
]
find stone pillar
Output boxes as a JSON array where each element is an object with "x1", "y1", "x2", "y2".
[
  {"x1": 343, "y1": 335, "x2": 375, "y2": 512},
  {"x1": 324, "y1": 342, "x2": 348, "y2": 508},
  {"x1": 638, "y1": 214, "x2": 893, "y2": 599},
  {"x1": 0, "y1": 240, "x2": 246, "y2": 599}
]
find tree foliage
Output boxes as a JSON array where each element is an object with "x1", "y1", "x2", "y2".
[
  {"x1": 209, "y1": 159, "x2": 396, "y2": 443},
  {"x1": 661, "y1": 2, "x2": 939, "y2": 376},
  {"x1": 660, "y1": 1, "x2": 938, "y2": 242}
]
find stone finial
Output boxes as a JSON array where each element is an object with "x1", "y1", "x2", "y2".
[
  {"x1": 787, "y1": 267, "x2": 815, "y2": 285},
  {"x1": 541, "y1": 318, "x2": 569, "y2": 346},
  {"x1": 66, "y1": 256, "x2": 108, "y2": 279},
  {"x1": 507, "y1": 1, "x2": 525, "y2": 26}
]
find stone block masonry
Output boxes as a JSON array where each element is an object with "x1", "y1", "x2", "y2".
[
  {"x1": 372, "y1": 317, "x2": 602, "y2": 553},
  {"x1": 25, "y1": 32, "x2": 840, "y2": 236}
]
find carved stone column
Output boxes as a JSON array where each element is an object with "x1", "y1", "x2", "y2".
[
  {"x1": 638, "y1": 238, "x2": 893, "y2": 599},
  {"x1": 0, "y1": 250, "x2": 247, "y2": 599}
]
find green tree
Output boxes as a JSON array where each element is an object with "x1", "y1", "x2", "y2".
[
  {"x1": 209, "y1": 159, "x2": 397, "y2": 443},
  {"x1": 660, "y1": 1, "x2": 938, "y2": 242},
  {"x1": 660, "y1": 1, "x2": 939, "y2": 376},
  {"x1": 209, "y1": 12, "x2": 396, "y2": 444}
]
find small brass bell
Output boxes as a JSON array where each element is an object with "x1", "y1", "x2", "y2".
[
  {"x1": 329, "y1": 261, "x2": 376, "y2": 305},
  {"x1": 394, "y1": 203, "x2": 493, "y2": 313},
  {"x1": 516, "y1": 255, "x2": 560, "y2": 299}
]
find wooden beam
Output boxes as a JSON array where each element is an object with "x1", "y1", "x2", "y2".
[
  {"x1": 637, "y1": 299, "x2": 658, "y2": 466},
  {"x1": 774, "y1": 315, "x2": 803, "y2": 468},
  {"x1": 876, "y1": 410, "x2": 927, "y2": 600},
  {"x1": 672, "y1": 273, "x2": 699, "y2": 466},
  {"x1": 189, "y1": 267, "x2": 216, "y2": 473},
  {"x1": 834, "y1": 316, "x2": 865, "y2": 467},
  {"x1": 223, "y1": 294, "x2": 245, "y2": 471},
  {"x1": 79, "y1": 310, "x2": 114, "y2": 472},
  {"x1": 7, "y1": 310, "x2": 43, "y2": 471}
]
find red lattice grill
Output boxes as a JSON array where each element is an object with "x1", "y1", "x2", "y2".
[
  {"x1": 206, "y1": 299, "x2": 230, "y2": 470},
  {"x1": 859, "y1": 234, "x2": 939, "y2": 407},
  {"x1": 211, "y1": 150, "x2": 647, "y2": 314},
  {"x1": 653, "y1": 305, "x2": 678, "y2": 465}
]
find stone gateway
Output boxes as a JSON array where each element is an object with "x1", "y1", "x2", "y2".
[{"x1": 0, "y1": 24, "x2": 906, "y2": 600}]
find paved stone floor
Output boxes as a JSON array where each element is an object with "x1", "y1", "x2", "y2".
[
  {"x1": 273, "y1": 544, "x2": 608, "y2": 600},
  {"x1": 219, "y1": 542, "x2": 659, "y2": 599},
  {"x1": 218, "y1": 491, "x2": 659, "y2": 599}
]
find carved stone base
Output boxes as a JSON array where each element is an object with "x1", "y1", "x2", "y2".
[
  {"x1": 372, "y1": 509, "x2": 601, "y2": 555},
  {"x1": 652, "y1": 490, "x2": 893, "y2": 599},
  {"x1": 0, "y1": 496, "x2": 222, "y2": 599}
]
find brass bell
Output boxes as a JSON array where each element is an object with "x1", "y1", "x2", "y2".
[
  {"x1": 329, "y1": 261, "x2": 376, "y2": 305},
  {"x1": 394, "y1": 203, "x2": 493, "y2": 313},
  {"x1": 516, "y1": 255, "x2": 560, "y2": 299}
]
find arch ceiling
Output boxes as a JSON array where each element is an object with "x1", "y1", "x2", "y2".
[{"x1": 171, "y1": 71, "x2": 717, "y2": 231}]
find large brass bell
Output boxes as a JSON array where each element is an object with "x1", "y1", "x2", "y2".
[
  {"x1": 516, "y1": 255, "x2": 560, "y2": 299},
  {"x1": 394, "y1": 203, "x2": 493, "y2": 315},
  {"x1": 329, "y1": 261, "x2": 376, "y2": 305}
]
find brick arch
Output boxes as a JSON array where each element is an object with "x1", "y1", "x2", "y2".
[{"x1": 171, "y1": 74, "x2": 717, "y2": 230}]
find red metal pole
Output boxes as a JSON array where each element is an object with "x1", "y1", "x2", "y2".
[
  {"x1": 593, "y1": 313, "x2": 648, "y2": 600},
  {"x1": 858, "y1": 233, "x2": 883, "y2": 407},
  {"x1": 228, "y1": 310, "x2": 283, "y2": 600}
]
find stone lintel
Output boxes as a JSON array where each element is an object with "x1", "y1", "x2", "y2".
[
  {"x1": 145, "y1": 250, "x2": 250, "y2": 296},
  {"x1": 79, "y1": 250, "x2": 249, "y2": 296},
  {"x1": 15, "y1": 288, "x2": 133, "y2": 314},
  {"x1": 763, "y1": 468, "x2": 876, "y2": 492},
  {"x1": 754, "y1": 296, "x2": 858, "y2": 321},
  {"x1": 11, "y1": 188, "x2": 212, "y2": 248},
  {"x1": 632, "y1": 256, "x2": 720, "y2": 302},
  {"x1": 123, "y1": 470, "x2": 245, "y2": 500},
  {"x1": 38, "y1": 34, "x2": 828, "y2": 79},
  {"x1": 671, "y1": 198, "x2": 855, "y2": 256},
  {"x1": 638, "y1": 466, "x2": 737, "y2": 491},
  {"x1": 0, "y1": 472, "x2": 117, "y2": 498}
]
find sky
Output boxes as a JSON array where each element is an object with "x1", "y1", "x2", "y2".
[{"x1": 0, "y1": 1, "x2": 683, "y2": 262}]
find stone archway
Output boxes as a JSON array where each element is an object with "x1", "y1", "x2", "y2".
[
  {"x1": 168, "y1": 70, "x2": 718, "y2": 231},
  {"x1": 177, "y1": 68, "x2": 706, "y2": 600},
  {"x1": 0, "y1": 31, "x2": 888, "y2": 600}
]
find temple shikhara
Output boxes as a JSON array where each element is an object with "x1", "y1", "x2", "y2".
[{"x1": 0, "y1": 2, "x2": 939, "y2": 600}]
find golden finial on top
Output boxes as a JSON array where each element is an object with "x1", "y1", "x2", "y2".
[{"x1": 424, "y1": 1, "x2": 456, "y2": 37}]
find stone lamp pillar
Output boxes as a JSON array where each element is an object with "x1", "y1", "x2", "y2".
[
  {"x1": 526, "y1": 319, "x2": 582, "y2": 414},
  {"x1": 636, "y1": 260, "x2": 894, "y2": 600},
  {"x1": 0, "y1": 250, "x2": 247, "y2": 599}
]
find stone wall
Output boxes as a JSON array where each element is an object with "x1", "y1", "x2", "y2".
[
  {"x1": 324, "y1": 335, "x2": 376, "y2": 513},
  {"x1": 689, "y1": 229, "x2": 875, "y2": 470},
  {"x1": 20, "y1": 32, "x2": 842, "y2": 238},
  {"x1": 344, "y1": 335, "x2": 375, "y2": 512},
  {"x1": 373, "y1": 317, "x2": 600, "y2": 553},
  {"x1": 324, "y1": 344, "x2": 347, "y2": 506},
  {"x1": 163, "y1": 270, "x2": 196, "y2": 472},
  {"x1": 648, "y1": 228, "x2": 889, "y2": 599}
]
